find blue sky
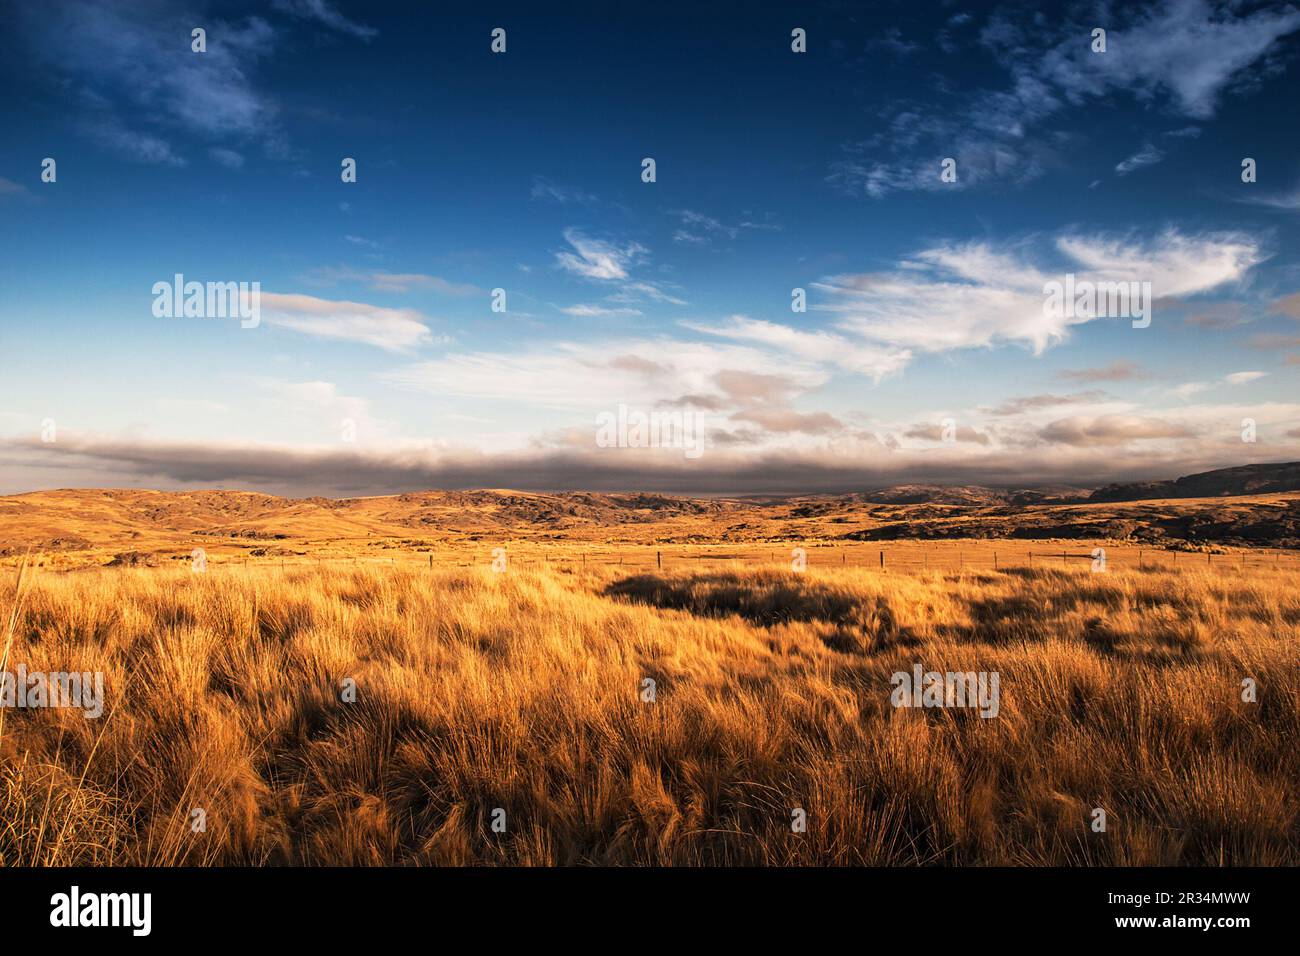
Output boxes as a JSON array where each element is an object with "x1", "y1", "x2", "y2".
[{"x1": 2, "y1": 0, "x2": 1299, "y2": 495}]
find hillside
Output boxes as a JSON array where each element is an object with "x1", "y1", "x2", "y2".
[
  {"x1": 3, "y1": 479, "x2": 1300, "y2": 570},
  {"x1": 1089, "y1": 461, "x2": 1300, "y2": 502}
]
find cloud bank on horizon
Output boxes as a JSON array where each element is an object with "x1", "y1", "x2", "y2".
[{"x1": 1, "y1": 0, "x2": 1298, "y2": 496}]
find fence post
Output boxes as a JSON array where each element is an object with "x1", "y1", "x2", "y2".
[{"x1": 657, "y1": 551, "x2": 662, "y2": 570}]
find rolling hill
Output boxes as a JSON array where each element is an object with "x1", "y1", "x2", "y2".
[{"x1": 3, "y1": 462, "x2": 1300, "y2": 569}]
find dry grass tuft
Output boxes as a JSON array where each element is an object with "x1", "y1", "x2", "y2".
[{"x1": 1, "y1": 559, "x2": 1297, "y2": 865}]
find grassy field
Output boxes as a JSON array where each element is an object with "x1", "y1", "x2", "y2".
[
  {"x1": 3, "y1": 551, "x2": 1297, "y2": 866},
  {"x1": 5, "y1": 487, "x2": 1299, "y2": 573}
]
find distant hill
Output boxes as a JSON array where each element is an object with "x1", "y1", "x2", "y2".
[
  {"x1": 5, "y1": 476, "x2": 1300, "y2": 571},
  {"x1": 1089, "y1": 462, "x2": 1300, "y2": 503},
  {"x1": 855, "y1": 484, "x2": 1085, "y2": 506}
]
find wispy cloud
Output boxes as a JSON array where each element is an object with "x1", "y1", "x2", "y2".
[
  {"x1": 1238, "y1": 183, "x2": 1300, "y2": 210},
  {"x1": 1172, "y1": 370, "x2": 1268, "y2": 398},
  {"x1": 1247, "y1": 332, "x2": 1300, "y2": 349},
  {"x1": 365, "y1": 273, "x2": 478, "y2": 295},
  {"x1": 305, "y1": 266, "x2": 479, "y2": 295},
  {"x1": 987, "y1": 392, "x2": 1109, "y2": 416},
  {"x1": 531, "y1": 176, "x2": 599, "y2": 206},
  {"x1": 830, "y1": 0, "x2": 1300, "y2": 197},
  {"x1": 683, "y1": 315, "x2": 911, "y2": 381},
  {"x1": 1115, "y1": 143, "x2": 1165, "y2": 176},
  {"x1": 816, "y1": 229, "x2": 1261, "y2": 361},
  {"x1": 1225, "y1": 370, "x2": 1268, "y2": 385},
  {"x1": 209, "y1": 147, "x2": 245, "y2": 169},
  {"x1": 1039, "y1": 0, "x2": 1300, "y2": 119},
  {"x1": 904, "y1": 423, "x2": 990, "y2": 445},
  {"x1": 615, "y1": 281, "x2": 687, "y2": 306},
  {"x1": 260, "y1": 292, "x2": 437, "y2": 351},
  {"x1": 1037, "y1": 415, "x2": 1195, "y2": 447},
  {"x1": 552, "y1": 229, "x2": 688, "y2": 306},
  {"x1": 271, "y1": 0, "x2": 377, "y2": 40},
  {"x1": 23, "y1": 1, "x2": 282, "y2": 164},
  {"x1": 554, "y1": 229, "x2": 644, "y2": 280},
  {"x1": 383, "y1": 338, "x2": 823, "y2": 412},
  {"x1": 21, "y1": 0, "x2": 378, "y2": 167},
  {"x1": 0, "y1": 177, "x2": 33, "y2": 200},
  {"x1": 670, "y1": 209, "x2": 780, "y2": 245},
  {"x1": 1172, "y1": 299, "x2": 1250, "y2": 329},
  {"x1": 11, "y1": 404, "x2": 1299, "y2": 496},
  {"x1": 1271, "y1": 292, "x2": 1300, "y2": 319},
  {"x1": 558, "y1": 304, "x2": 642, "y2": 317},
  {"x1": 1058, "y1": 360, "x2": 1149, "y2": 383},
  {"x1": 259, "y1": 378, "x2": 392, "y2": 442}
]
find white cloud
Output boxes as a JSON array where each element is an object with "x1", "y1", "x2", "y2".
[
  {"x1": 13, "y1": 398, "x2": 1300, "y2": 495},
  {"x1": 1225, "y1": 370, "x2": 1267, "y2": 385},
  {"x1": 1238, "y1": 181, "x2": 1300, "y2": 211},
  {"x1": 819, "y1": 229, "x2": 1262, "y2": 360},
  {"x1": 383, "y1": 339, "x2": 827, "y2": 412},
  {"x1": 1115, "y1": 143, "x2": 1164, "y2": 176},
  {"x1": 684, "y1": 315, "x2": 911, "y2": 381},
  {"x1": 554, "y1": 229, "x2": 644, "y2": 280},
  {"x1": 552, "y1": 230, "x2": 688, "y2": 307},
  {"x1": 1055, "y1": 230, "x2": 1262, "y2": 296},
  {"x1": 271, "y1": 0, "x2": 377, "y2": 40},
  {"x1": 260, "y1": 292, "x2": 435, "y2": 351},
  {"x1": 558, "y1": 304, "x2": 642, "y2": 317},
  {"x1": 1172, "y1": 370, "x2": 1268, "y2": 398},
  {"x1": 261, "y1": 379, "x2": 391, "y2": 442},
  {"x1": 832, "y1": 0, "x2": 1300, "y2": 197},
  {"x1": 618, "y1": 281, "x2": 688, "y2": 306},
  {"x1": 1172, "y1": 382, "x2": 1212, "y2": 400},
  {"x1": 1043, "y1": 0, "x2": 1300, "y2": 119}
]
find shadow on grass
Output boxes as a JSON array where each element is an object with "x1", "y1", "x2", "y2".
[{"x1": 603, "y1": 571, "x2": 919, "y2": 653}]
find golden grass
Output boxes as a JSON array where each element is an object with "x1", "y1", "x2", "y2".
[{"x1": 1, "y1": 558, "x2": 1297, "y2": 866}]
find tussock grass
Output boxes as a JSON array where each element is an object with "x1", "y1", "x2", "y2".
[{"x1": 1, "y1": 561, "x2": 1296, "y2": 865}]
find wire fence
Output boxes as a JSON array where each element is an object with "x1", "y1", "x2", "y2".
[{"x1": 163, "y1": 542, "x2": 1300, "y2": 576}]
